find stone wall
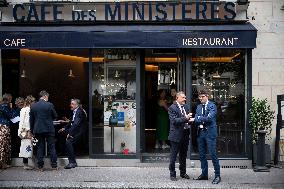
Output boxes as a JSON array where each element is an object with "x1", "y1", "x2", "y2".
[{"x1": 248, "y1": 0, "x2": 284, "y2": 159}]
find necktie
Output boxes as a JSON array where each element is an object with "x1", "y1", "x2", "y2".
[
  {"x1": 181, "y1": 105, "x2": 189, "y2": 129},
  {"x1": 181, "y1": 105, "x2": 186, "y2": 115},
  {"x1": 202, "y1": 104, "x2": 206, "y2": 116}
]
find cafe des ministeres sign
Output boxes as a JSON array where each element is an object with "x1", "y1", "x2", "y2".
[{"x1": 2, "y1": 1, "x2": 239, "y2": 23}]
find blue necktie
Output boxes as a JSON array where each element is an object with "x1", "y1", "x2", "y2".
[{"x1": 202, "y1": 105, "x2": 206, "y2": 116}]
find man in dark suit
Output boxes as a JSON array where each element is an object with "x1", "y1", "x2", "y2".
[
  {"x1": 194, "y1": 89, "x2": 221, "y2": 184},
  {"x1": 30, "y1": 90, "x2": 58, "y2": 170},
  {"x1": 168, "y1": 91, "x2": 194, "y2": 181},
  {"x1": 58, "y1": 99, "x2": 87, "y2": 169}
]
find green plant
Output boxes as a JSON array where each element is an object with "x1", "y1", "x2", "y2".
[{"x1": 249, "y1": 97, "x2": 275, "y2": 144}]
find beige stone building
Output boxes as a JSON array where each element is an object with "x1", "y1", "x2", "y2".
[{"x1": 248, "y1": 0, "x2": 284, "y2": 160}]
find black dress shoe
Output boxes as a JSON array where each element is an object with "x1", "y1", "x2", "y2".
[
  {"x1": 180, "y1": 174, "x2": 190, "y2": 179},
  {"x1": 212, "y1": 176, "x2": 221, "y2": 184},
  {"x1": 196, "y1": 175, "x2": 208, "y2": 180},
  {"x1": 170, "y1": 176, "x2": 178, "y2": 181},
  {"x1": 64, "y1": 163, "x2": 76, "y2": 169},
  {"x1": 72, "y1": 163, "x2": 78, "y2": 168}
]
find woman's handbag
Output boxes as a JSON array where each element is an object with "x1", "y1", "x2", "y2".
[{"x1": 19, "y1": 139, "x2": 33, "y2": 158}]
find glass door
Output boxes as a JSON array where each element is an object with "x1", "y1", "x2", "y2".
[{"x1": 143, "y1": 49, "x2": 185, "y2": 155}]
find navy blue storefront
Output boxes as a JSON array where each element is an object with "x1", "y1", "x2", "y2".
[
  {"x1": 0, "y1": 24, "x2": 256, "y2": 49},
  {"x1": 0, "y1": 1, "x2": 257, "y2": 162}
]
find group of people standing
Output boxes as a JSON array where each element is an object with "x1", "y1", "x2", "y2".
[
  {"x1": 168, "y1": 89, "x2": 221, "y2": 184},
  {"x1": 1, "y1": 88, "x2": 220, "y2": 184},
  {"x1": 0, "y1": 90, "x2": 87, "y2": 171}
]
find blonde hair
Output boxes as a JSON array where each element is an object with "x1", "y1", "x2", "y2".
[
  {"x1": 25, "y1": 95, "x2": 36, "y2": 107},
  {"x1": 15, "y1": 97, "x2": 25, "y2": 108}
]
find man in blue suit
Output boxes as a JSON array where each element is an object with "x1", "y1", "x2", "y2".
[
  {"x1": 58, "y1": 99, "x2": 87, "y2": 169},
  {"x1": 30, "y1": 90, "x2": 58, "y2": 170},
  {"x1": 194, "y1": 89, "x2": 221, "y2": 184},
  {"x1": 168, "y1": 91, "x2": 194, "y2": 181}
]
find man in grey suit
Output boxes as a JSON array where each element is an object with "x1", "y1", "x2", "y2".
[
  {"x1": 30, "y1": 90, "x2": 58, "y2": 170},
  {"x1": 168, "y1": 91, "x2": 194, "y2": 181}
]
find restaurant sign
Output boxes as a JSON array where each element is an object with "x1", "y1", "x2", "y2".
[{"x1": 8, "y1": 1, "x2": 237, "y2": 23}]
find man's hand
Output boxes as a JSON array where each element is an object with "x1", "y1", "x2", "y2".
[
  {"x1": 62, "y1": 117, "x2": 70, "y2": 122},
  {"x1": 58, "y1": 128, "x2": 65, "y2": 133},
  {"x1": 27, "y1": 131, "x2": 33, "y2": 139},
  {"x1": 188, "y1": 118, "x2": 195, "y2": 122},
  {"x1": 66, "y1": 134, "x2": 73, "y2": 140},
  {"x1": 185, "y1": 113, "x2": 193, "y2": 120}
]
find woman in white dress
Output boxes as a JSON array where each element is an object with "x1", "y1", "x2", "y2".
[{"x1": 18, "y1": 95, "x2": 36, "y2": 170}]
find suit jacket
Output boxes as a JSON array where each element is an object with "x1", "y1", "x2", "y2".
[
  {"x1": 168, "y1": 103, "x2": 190, "y2": 143},
  {"x1": 30, "y1": 99, "x2": 58, "y2": 134},
  {"x1": 194, "y1": 100, "x2": 218, "y2": 138},
  {"x1": 65, "y1": 107, "x2": 87, "y2": 137}
]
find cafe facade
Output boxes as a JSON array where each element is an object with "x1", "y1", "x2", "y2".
[{"x1": 0, "y1": 0, "x2": 258, "y2": 167}]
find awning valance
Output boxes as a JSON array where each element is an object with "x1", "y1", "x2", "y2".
[{"x1": 0, "y1": 23, "x2": 257, "y2": 49}]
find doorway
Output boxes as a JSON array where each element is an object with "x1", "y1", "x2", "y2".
[{"x1": 143, "y1": 49, "x2": 184, "y2": 155}]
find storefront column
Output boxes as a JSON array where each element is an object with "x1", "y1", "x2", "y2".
[
  {"x1": 185, "y1": 49, "x2": 192, "y2": 110},
  {"x1": 246, "y1": 49, "x2": 253, "y2": 160},
  {"x1": 136, "y1": 49, "x2": 145, "y2": 158},
  {"x1": 0, "y1": 49, "x2": 2, "y2": 95},
  {"x1": 184, "y1": 49, "x2": 192, "y2": 158},
  {"x1": 88, "y1": 48, "x2": 93, "y2": 157}
]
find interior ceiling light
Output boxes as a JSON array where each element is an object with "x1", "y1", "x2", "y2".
[
  {"x1": 68, "y1": 69, "x2": 75, "y2": 78},
  {"x1": 20, "y1": 69, "x2": 26, "y2": 78},
  {"x1": 114, "y1": 70, "x2": 120, "y2": 78}
]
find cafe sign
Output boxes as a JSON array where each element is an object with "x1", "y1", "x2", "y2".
[{"x1": 4, "y1": 1, "x2": 239, "y2": 22}]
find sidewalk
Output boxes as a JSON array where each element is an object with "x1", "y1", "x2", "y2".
[{"x1": 1, "y1": 166, "x2": 284, "y2": 189}]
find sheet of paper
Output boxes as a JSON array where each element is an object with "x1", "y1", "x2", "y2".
[{"x1": 10, "y1": 116, "x2": 20, "y2": 123}]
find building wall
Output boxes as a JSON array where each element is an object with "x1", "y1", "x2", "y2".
[{"x1": 248, "y1": 0, "x2": 284, "y2": 159}]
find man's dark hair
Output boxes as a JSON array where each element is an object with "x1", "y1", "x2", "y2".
[
  {"x1": 170, "y1": 84, "x2": 177, "y2": 90},
  {"x1": 198, "y1": 89, "x2": 210, "y2": 96},
  {"x1": 39, "y1": 90, "x2": 49, "y2": 98}
]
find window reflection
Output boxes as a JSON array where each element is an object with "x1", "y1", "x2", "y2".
[
  {"x1": 191, "y1": 49, "x2": 246, "y2": 156},
  {"x1": 92, "y1": 49, "x2": 136, "y2": 155}
]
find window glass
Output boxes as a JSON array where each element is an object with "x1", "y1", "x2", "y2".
[
  {"x1": 191, "y1": 49, "x2": 246, "y2": 156},
  {"x1": 91, "y1": 49, "x2": 136, "y2": 155}
]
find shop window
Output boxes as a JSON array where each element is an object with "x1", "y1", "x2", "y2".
[
  {"x1": 19, "y1": 49, "x2": 89, "y2": 157},
  {"x1": 91, "y1": 49, "x2": 136, "y2": 155},
  {"x1": 191, "y1": 49, "x2": 246, "y2": 157}
]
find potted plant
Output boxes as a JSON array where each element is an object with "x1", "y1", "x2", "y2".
[{"x1": 249, "y1": 97, "x2": 275, "y2": 166}]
